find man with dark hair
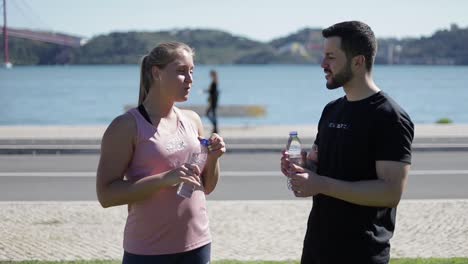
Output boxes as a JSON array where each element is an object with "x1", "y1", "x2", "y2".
[{"x1": 281, "y1": 21, "x2": 414, "y2": 263}]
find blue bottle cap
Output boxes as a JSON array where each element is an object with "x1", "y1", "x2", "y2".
[
  {"x1": 199, "y1": 138, "x2": 210, "y2": 146},
  {"x1": 289, "y1": 131, "x2": 298, "y2": 136}
]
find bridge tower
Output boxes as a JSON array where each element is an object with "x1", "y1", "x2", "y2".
[{"x1": 2, "y1": 0, "x2": 12, "y2": 68}]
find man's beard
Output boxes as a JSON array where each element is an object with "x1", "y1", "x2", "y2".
[{"x1": 326, "y1": 62, "x2": 353, "y2": 90}]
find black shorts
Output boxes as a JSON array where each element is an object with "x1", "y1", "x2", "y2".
[{"x1": 123, "y1": 243, "x2": 211, "y2": 264}]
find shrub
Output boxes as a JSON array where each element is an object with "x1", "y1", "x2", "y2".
[{"x1": 436, "y1": 117, "x2": 453, "y2": 124}]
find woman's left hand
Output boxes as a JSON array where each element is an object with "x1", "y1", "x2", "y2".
[{"x1": 205, "y1": 133, "x2": 226, "y2": 159}]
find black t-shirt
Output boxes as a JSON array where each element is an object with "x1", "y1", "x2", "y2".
[{"x1": 303, "y1": 91, "x2": 414, "y2": 264}]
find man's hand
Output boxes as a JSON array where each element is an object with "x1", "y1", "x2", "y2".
[
  {"x1": 280, "y1": 149, "x2": 291, "y2": 177},
  {"x1": 289, "y1": 163, "x2": 324, "y2": 198},
  {"x1": 280, "y1": 149, "x2": 308, "y2": 176}
]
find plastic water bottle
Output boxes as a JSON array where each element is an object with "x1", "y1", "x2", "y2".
[
  {"x1": 177, "y1": 138, "x2": 210, "y2": 199},
  {"x1": 286, "y1": 131, "x2": 303, "y2": 190}
]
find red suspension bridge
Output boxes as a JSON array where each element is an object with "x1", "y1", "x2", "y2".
[{"x1": 1, "y1": 0, "x2": 86, "y2": 68}]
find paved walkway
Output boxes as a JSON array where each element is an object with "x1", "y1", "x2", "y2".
[
  {"x1": 1, "y1": 200, "x2": 467, "y2": 261},
  {"x1": 0, "y1": 124, "x2": 468, "y2": 260}
]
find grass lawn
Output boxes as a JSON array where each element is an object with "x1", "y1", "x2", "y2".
[{"x1": 1, "y1": 259, "x2": 468, "y2": 264}]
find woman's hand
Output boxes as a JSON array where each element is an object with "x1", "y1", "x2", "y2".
[
  {"x1": 165, "y1": 163, "x2": 202, "y2": 187},
  {"x1": 205, "y1": 133, "x2": 226, "y2": 159}
]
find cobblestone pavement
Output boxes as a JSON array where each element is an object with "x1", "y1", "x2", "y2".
[{"x1": 1, "y1": 200, "x2": 467, "y2": 261}]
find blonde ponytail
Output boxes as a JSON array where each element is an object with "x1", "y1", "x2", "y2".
[
  {"x1": 138, "y1": 55, "x2": 151, "y2": 105},
  {"x1": 138, "y1": 42, "x2": 195, "y2": 105}
]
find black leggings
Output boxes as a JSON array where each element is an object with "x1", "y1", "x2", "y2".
[
  {"x1": 206, "y1": 100, "x2": 218, "y2": 133},
  {"x1": 122, "y1": 243, "x2": 211, "y2": 264}
]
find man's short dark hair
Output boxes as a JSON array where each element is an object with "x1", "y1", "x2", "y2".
[{"x1": 322, "y1": 21, "x2": 377, "y2": 72}]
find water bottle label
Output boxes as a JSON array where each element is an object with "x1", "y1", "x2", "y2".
[
  {"x1": 289, "y1": 156, "x2": 303, "y2": 166},
  {"x1": 288, "y1": 145, "x2": 301, "y2": 154}
]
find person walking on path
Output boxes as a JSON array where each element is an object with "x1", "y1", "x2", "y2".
[
  {"x1": 205, "y1": 70, "x2": 219, "y2": 133},
  {"x1": 96, "y1": 41, "x2": 226, "y2": 264},
  {"x1": 281, "y1": 21, "x2": 414, "y2": 264}
]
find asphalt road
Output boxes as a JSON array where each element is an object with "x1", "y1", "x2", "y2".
[{"x1": 0, "y1": 151, "x2": 467, "y2": 201}]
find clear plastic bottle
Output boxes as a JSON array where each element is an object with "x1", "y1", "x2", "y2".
[
  {"x1": 177, "y1": 138, "x2": 210, "y2": 199},
  {"x1": 286, "y1": 131, "x2": 303, "y2": 190}
]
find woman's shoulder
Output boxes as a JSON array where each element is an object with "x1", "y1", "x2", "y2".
[
  {"x1": 102, "y1": 112, "x2": 137, "y2": 141},
  {"x1": 177, "y1": 107, "x2": 203, "y2": 136}
]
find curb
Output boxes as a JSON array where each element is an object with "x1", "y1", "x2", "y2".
[{"x1": 1, "y1": 143, "x2": 468, "y2": 155}]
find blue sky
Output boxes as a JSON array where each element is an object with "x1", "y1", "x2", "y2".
[{"x1": 3, "y1": 0, "x2": 468, "y2": 41}]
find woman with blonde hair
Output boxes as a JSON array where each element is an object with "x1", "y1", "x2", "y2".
[{"x1": 96, "y1": 41, "x2": 225, "y2": 263}]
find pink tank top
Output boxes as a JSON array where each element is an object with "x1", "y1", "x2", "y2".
[{"x1": 123, "y1": 107, "x2": 211, "y2": 255}]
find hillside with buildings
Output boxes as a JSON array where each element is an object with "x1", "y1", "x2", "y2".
[{"x1": 2, "y1": 24, "x2": 467, "y2": 65}]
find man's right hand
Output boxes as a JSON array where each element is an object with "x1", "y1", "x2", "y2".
[{"x1": 289, "y1": 163, "x2": 324, "y2": 197}]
